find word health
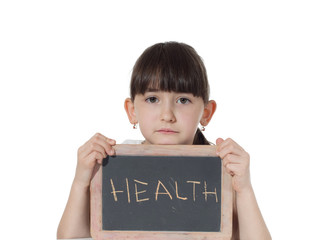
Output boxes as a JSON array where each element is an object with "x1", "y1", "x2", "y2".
[{"x1": 108, "y1": 178, "x2": 219, "y2": 203}]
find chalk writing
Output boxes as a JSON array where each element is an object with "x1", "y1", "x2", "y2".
[
  {"x1": 134, "y1": 179, "x2": 149, "y2": 202},
  {"x1": 109, "y1": 178, "x2": 218, "y2": 203},
  {"x1": 155, "y1": 180, "x2": 173, "y2": 200},
  {"x1": 175, "y1": 181, "x2": 187, "y2": 200}
]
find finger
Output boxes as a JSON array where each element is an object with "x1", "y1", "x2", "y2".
[
  {"x1": 218, "y1": 140, "x2": 245, "y2": 159},
  {"x1": 78, "y1": 134, "x2": 101, "y2": 156},
  {"x1": 224, "y1": 164, "x2": 235, "y2": 177},
  {"x1": 219, "y1": 146, "x2": 245, "y2": 159},
  {"x1": 94, "y1": 138, "x2": 116, "y2": 156},
  {"x1": 95, "y1": 132, "x2": 116, "y2": 143},
  {"x1": 87, "y1": 133, "x2": 116, "y2": 146},
  {"x1": 224, "y1": 138, "x2": 244, "y2": 151},
  {"x1": 215, "y1": 138, "x2": 224, "y2": 155},
  {"x1": 222, "y1": 153, "x2": 241, "y2": 167},
  {"x1": 97, "y1": 157, "x2": 104, "y2": 165},
  {"x1": 225, "y1": 163, "x2": 244, "y2": 177},
  {"x1": 107, "y1": 138, "x2": 116, "y2": 145},
  {"x1": 225, "y1": 164, "x2": 237, "y2": 177},
  {"x1": 81, "y1": 133, "x2": 116, "y2": 157},
  {"x1": 97, "y1": 133, "x2": 116, "y2": 145},
  {"x1": 84, "y1": 151, "x2": 105, "y2": 168},
  {"x1": 79, "y1": 142, "x2": 107, "y2": 160},
  {"x1": 216, "y1": 138, "x2": 224, "y2": 146},
  {"x1": 93, "y1": 133, "x2": 116, "y2": 155}
]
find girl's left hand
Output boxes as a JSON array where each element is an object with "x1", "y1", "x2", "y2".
[{"x1": 215, "y1": 138, "x2": 252, "y2": 193}]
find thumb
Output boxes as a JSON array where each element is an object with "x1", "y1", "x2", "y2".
[{"x1": 216, "y1": 138, "x2": 224, "y2": 146}]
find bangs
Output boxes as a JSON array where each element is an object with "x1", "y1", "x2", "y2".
[{"x1": 130, "y1": 42, "x2": 209, "y2": 103}]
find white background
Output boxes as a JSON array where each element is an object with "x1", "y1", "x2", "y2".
[{"x1": 0, "y1": 1, "x2": 319, "y2": 239}]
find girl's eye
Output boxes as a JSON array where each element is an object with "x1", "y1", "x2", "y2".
[
  {"x1": 177, "y1": 98, "x2": 191, "y2": 104},
  {"x1": 146, "y1": 96, "x2": 159, "y2": 103}
]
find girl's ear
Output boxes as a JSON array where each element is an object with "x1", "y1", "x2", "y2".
[
  {"x1": 200, "y1": 100, "x2": 217, "y2": 126},
  {"x1": 124, "y1": 98, "x2": 137, "y2": 124}
]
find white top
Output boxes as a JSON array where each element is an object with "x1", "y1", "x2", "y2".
[
  {"x1": 58, "y1": 239, "x2": 92, "y2": 240},
  {"x1": 122, "y1": 139, "x2": 144, "y2": 144},
  {"x1": 57, "y1": 140, "x2": 142, "y2": 240}
]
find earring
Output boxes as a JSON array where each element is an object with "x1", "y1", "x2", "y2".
[
  {"x1": 201, "y1": 125, "x2": 205, "y2": 131},
  {"x1": 133, "y1": 123, "x2": 137, "y2": 129}
]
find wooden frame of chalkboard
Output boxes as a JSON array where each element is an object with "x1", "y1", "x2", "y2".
[{"x1": 90, "y1": 144, "x2": 233, "y2": 240}]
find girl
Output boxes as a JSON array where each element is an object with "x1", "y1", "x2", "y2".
[{"x1": 57, "y1": 42, "x2": 271, "y2": 240}]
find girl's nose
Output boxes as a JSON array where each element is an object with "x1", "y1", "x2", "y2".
[{"x1": 160, "y1": 104, "x2": 176, "y2": 123}]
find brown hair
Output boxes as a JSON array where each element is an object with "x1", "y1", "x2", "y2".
[{"x1": 130, "y1": 42, "x2": 211, "y2": 145}]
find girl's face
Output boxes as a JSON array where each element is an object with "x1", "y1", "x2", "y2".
[{"x1": 125, "y1": 91, "x2": 216, "y2": 145}]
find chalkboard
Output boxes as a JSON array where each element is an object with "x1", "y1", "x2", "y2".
[
  {"x1": 90, "y1": 144, "x2": 233, "y2": 240},
  {"x1": 102, "y1": 155, "x2": 221, "y2": 232}
]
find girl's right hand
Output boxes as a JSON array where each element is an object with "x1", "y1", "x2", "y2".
[{"x1": 74, "y1": 133, "x2": 116, "y2": 188}]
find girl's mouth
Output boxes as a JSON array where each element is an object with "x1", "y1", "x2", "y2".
[{"x1": 156, "y1": 128, "x2": 179, "y2": 134}]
